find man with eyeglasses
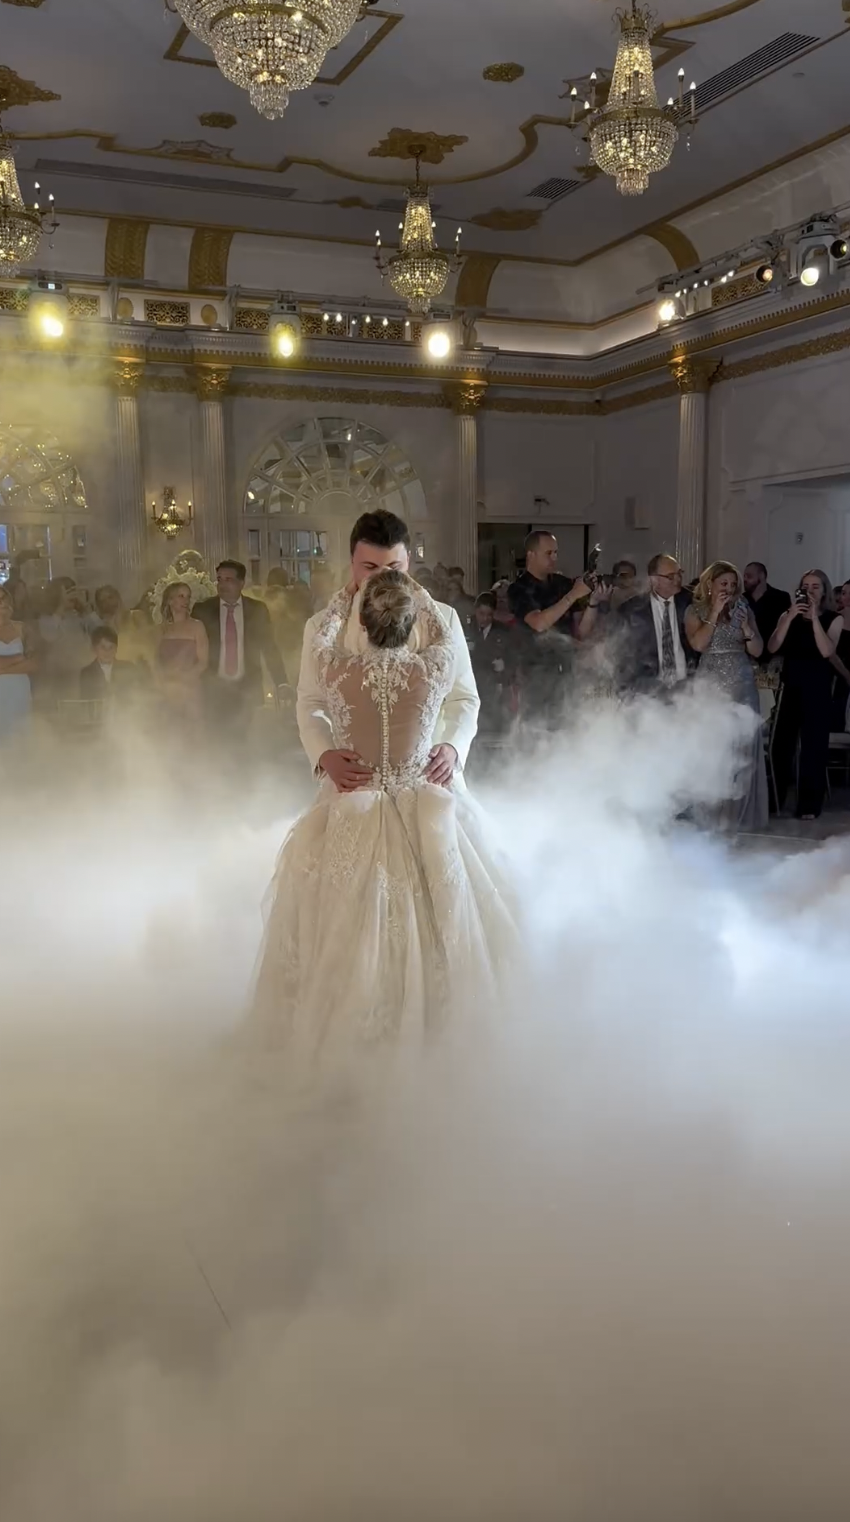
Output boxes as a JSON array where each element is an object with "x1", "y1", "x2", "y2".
[{"x1": 618, "y1": 553, "x2": 695, "y2": 693}]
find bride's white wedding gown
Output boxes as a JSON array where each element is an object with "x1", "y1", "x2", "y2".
[{"x1": 248, "y1": 589, "x2": 518, "y2": 1064}]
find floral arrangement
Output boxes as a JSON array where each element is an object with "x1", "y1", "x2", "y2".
[{"x1": 149, "y1": 551, "x2": 216, "y2": 624}]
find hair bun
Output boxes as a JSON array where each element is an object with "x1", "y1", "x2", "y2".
[{"x1": 360, "y1": 569, "x2": 418, "y2": 649}]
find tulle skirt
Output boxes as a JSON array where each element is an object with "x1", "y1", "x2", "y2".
[{"x1": 247, "y1": 779, "x2": 519, "y2": 1070}]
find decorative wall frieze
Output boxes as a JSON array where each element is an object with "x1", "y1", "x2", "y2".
[{"x1": 229, "y1": 381, "x2": 450, "y2": 408}]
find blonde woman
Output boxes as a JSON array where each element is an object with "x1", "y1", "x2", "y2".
[
  {"x1": 155, "y1": 581, "x2": 208, "y2": 722},
  {"x1": 685, "y1": 560, "x2": 768, "y2": 830}
]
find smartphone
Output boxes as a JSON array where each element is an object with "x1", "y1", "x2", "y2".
[{"x1": 795, "y1": 589, "x2": 809, "y2": 607}]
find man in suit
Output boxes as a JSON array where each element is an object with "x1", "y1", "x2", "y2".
[
  {"x1": 297, "y1": 510, "x2": 479, "y2": 791},
  {"x1": 617, "y1": 553, "x2": 695, "y2": 693},
  {"x1": 79, "y1": 625, "x2": 141, "y2": 702},
  {"x1": 193, "y1": 559, "x2": 287, "y2": 738},
  {"x1": 468, "y1": 591, "x2": 518, "y2": 736}
]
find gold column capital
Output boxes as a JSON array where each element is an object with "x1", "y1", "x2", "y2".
[
  {"x1": 444, "y1": 379, "x2": 488, "y2": 416},
  {"x1": 112, "y1": 358, "x2": 145, "y2": 396},
  {"x1": 669, "y1": 353, "x2": 718, "y2": 394},
  {"x1": 194, "y1": 364, "x2": 232, "y2": 401}
]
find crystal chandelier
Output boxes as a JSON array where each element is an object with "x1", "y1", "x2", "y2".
[
  {"x1": 374, "y1": 156, "x2": 462, "y2": 316},
  {"x1": 0, "y1": 112, "x2": 57, "y2": 278},
  {"x1": 169, "y1": 0, "x2": 363, "y2": 120},
  {"x1": 151, "y1": 487, "x2": 192, "y2": 541},
  {"x1": 586, "y1": 3, "x2": 696, "y2": 196}
]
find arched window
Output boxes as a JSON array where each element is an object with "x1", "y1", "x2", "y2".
[
  {"x1": 0, "y1": 425, "x2": 88, "y2": 584},
  {"x1": 243, "y1": 417, "x2": 427, "y2": 586}
]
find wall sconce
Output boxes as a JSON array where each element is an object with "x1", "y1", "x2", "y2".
[{"x1": 151, "y1": 486, "x2": 192, "y2": 540}]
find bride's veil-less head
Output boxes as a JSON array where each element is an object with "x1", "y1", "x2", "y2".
[{"x1": 360, "y1": 570, "x2": 420, "y2": 649}]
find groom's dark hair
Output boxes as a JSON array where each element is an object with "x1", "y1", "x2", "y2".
[{"x1": 350, "y1": 510, "x2": 410, "y2": 556}]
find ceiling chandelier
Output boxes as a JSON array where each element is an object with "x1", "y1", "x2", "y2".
[
  {"x1": 585, "y1": 3, "x2": 696, "y2": 196},
  {"x1": 169, "y1": 0, "x2": 363, "y2": 120},
  {"x1": 0, "y1": 108, "x2": 56, "y2": 278},
  {"x1": 374, "y1": 156, "x2": 462, "y2": 316}
]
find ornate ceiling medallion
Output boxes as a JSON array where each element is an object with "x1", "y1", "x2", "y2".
[
  {"x1": 375, "y1": 153, "x2": 462, "y2": 315},
  {"x1": 368, "y1": 127, "x2": 468, "y2": 165},
  {"x1": 168, "y1": 0, "x2": 364, "y2": 119},
  {"x1": 0, "y1": 64, "x2": 60, "y2": 109},
  {"x1": 482, "y1": 62, "x2": 524, "y2": 83},
  {"x1": 583, "y1": 2, "x2": 697, "y2": 196},
  {"x1": 198, "y1": 111, "x2": 237, "y2": 129}
]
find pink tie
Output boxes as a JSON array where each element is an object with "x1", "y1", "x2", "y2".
[{"x1": 224, "y1": 605, "x2": 238, "y2": 677}]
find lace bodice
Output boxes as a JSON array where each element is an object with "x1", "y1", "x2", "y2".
[{"x1": 312, "y1": 589, "x2": 454, "y2": 791}]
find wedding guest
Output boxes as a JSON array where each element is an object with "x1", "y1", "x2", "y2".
[
  {"x1": 469, "y1": 592, "x2": 517, "y2": 734},
  {"x1": 79, "y1": 625, "x2": 141, "y2": 704},
  {"x1": 508, "y1": 532, "x2": 590, "y2": 720},
  {"x1": 155, "y1": 581, "x2": 209, "y2": 722},
  {"x1": 0, "y1": 583, "x2": 36, "y2": 743},
  {"x1": 685, "y1": 561, "x2": 767, "y2": 831},
  {"x1": 610, "y1": 559, "x2": 639, "y2": 609},
  {"x1": 744, "y1": 561, "x2": 791, "y2": 649},
  {"x1": 444, "y1": 566, "x2": 476, "y2": 626},
  {"x1": 829, "y1": 580, "x2": 850, "y2": 732},
  {"x1": 768, "y1": 569, "x2": 842, "y2": 820},
  {"x1": 492, "y1": 579, "x2": 518, "y2": 628},
  {"x1": 37, "y1": 579, "x2": 91, "y2": 702},
  {"x1": 617, "y1": 553, "x2": 694, "y2": 694},
  {"x1": 193, "y1": 560, "x2": 287, "y2": 739}
]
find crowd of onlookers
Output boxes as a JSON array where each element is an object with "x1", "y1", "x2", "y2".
[{"x1": 2, "y1": 533, "x2": 850, "y2": 824}]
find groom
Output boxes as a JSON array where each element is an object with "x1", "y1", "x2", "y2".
[{"x1": 297, "y1": 510, "x2": 480, "y2": 791}]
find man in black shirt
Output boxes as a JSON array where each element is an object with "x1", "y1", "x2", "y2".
[
  {"x1": 508, "y1": 530, "x2": 590, "y2": 721},
  {"x1": 744, "y1": 561, "x2": 791, "y2": 650}
]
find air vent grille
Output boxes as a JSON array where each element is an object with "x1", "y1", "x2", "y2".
[
  {"x1": 526, "y1": 177, "x2": 583, "y2": 202},
  {"x1": 676, "y1": 32, "x2": 818, "y2": 117}
]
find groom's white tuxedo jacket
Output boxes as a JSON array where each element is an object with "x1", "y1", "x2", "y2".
[{"x1": 296, "y1": 588, "x2": 480, "y2": 774}]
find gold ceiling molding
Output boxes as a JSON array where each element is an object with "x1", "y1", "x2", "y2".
[
  {"x1": 0, "y1": 64, "x2": 59, "y2": 108},
  {"x1": 645, "y1": 222, "x2": 700, "y2": 271},
  {"x1": 1, "y1": 0, "x2": 47, "y2": 6},
  {"x1": 229, "y1": 381, "x2": 450, "y2": 408},
  {"x1": 188, "y1": 227, "x2": 233, "y2": 289},
  {"x1": 368, "y1": 129, "x2": 469, "y2": 165},
  {"x1": 198, "y1": 112, "x2": 236, "y2": 130},
  {"x1": 658, "y1": 0, "x2": 764, "y2": 31},
  {"x1": 163, "y1": 11, "x2": 403, "y2": 88},
  {"x1": 104, "y1": 218, "x2": 149, "y2": 280},
  {"x1": 470, "y1": 208, "x2": 542, "y2": 233},
  {"x1": 483, "y1": 63, "x2": 524, "y2": 83},
  {"x1": 455, "y1": 254, "x2": 501, "y2": 310}
]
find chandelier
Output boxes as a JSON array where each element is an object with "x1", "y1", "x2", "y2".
[
  {"x1": 586, "y1": 3, "x2": 696, "y2": 196},
  {"x1": 151, "y1": 487, "x2": 192, "y2": 541},
  {"x1": 374, "y1": 156, "x2": 462, "y2": 316},
  {"x1": 0, "y1": 113, "x2": 57, "y2": 278},
  {"x1": 169, "y1": 0, "x2": 363, "y2": 119}
]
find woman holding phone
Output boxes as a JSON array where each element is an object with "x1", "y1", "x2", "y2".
[{"x1": 768, "y1": 569, "x2": 842, "y2": 820}]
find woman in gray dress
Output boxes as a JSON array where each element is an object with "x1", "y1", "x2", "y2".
[{"x1": 685, "y1": 560, "x2": 769, "y2": 832}]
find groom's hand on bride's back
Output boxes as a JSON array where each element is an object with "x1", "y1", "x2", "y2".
[{"x1": 320, "y1": 749, "x2": 374, "y2": 792}]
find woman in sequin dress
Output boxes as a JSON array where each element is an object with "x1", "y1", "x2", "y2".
[{"x1": 685, "y1": 561, "x2": 769, "y2": 832}]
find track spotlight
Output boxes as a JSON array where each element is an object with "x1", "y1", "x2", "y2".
[
  {"x1": 800, "y1": 249, "x2": 828, "y2": 287},
  {"x1": 426, "y1": 326, "x2": 452, "y2": 359},
  {"x1": 831, "y1": 238, "x2": 849, "y2": 260},
  {"x1": 269, "y1": 303, "x2": 301, "y2": 360},
  {"x1": 755, "y1": 262, "x2": 775, "y2": 285},
  {"x1": 657, "y1": 296, "x2": 682, "y2": 324}
]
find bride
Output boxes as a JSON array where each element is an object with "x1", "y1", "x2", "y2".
[{"x1": 248, "y1": 569, "x2": 518, "y2": 1065}]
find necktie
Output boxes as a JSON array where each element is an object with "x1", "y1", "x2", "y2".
[
  {"x1": 660, "y1": 599, "x2": 677, "y2": 681},
  {"x1": 224, "y1": 605, "x2": 238, "y2": 677}
]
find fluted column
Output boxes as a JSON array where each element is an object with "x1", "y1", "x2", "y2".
[
  {"x1": 112, "y1": 359, "x2": 147, "y2": 600},
  {"x1": 194, "y1": 365, "x2": 232, "y2": 571},
  {"x1": 445, "y1": 380, "x2": 487, "y2": 594},
  {"x1": 670, "y1": 355, "x2": 716, "y2": 578}
]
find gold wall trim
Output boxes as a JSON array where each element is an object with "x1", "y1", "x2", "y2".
[
  {"x1": 483, "y1": 395, "x2": 597, "y2": 417},
  {"x1": 456, "y1": 255, "x2": 502, "y2": 310},
  {"x1": 229, "y1": 381, "x2": 450, "y2": 408},
  {"x1": 104, "y1": 218, "x2": 149, "y2": 280},
  {"x1": 188, "y1": 227, "x2": 233, "y2": 289},
  {"x1": 715, "y1": 324, "x2": 850, "y2": 381},
  {"x1": 645, "y1": 222, "x2": 700, "y2": 271},
  {"x1": 600, "y1": 380, "x2": 681, "y2": 413}
]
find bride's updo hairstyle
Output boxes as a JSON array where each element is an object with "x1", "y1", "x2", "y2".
[{"x1": 360, "y1": 569, "x2": 419, "y2": 649}]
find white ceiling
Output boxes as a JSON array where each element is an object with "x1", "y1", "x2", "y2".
[{"x1": 3, "y1": 0, "x2": 850, "y2": 287}]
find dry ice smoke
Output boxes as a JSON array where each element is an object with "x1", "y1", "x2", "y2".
[{"x1": 1, "y1": 690, "x2": 850, "y2": 1521}]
